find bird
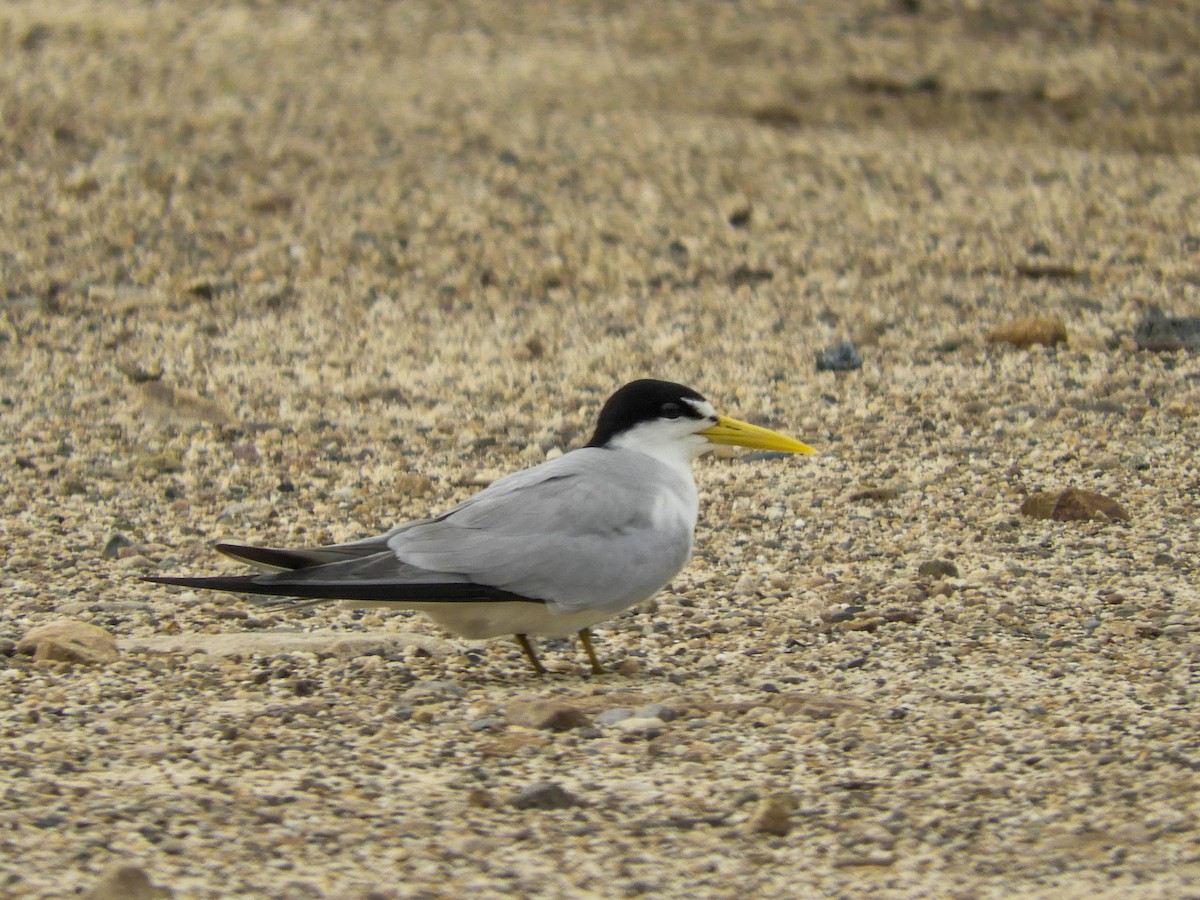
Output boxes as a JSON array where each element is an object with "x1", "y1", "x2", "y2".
[{"x1": 145, "y1": 379, "x2": 814, "y2": 674}]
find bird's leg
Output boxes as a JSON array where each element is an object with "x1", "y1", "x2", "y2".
[
  {"x1": 577, "y1": 628, "x2": 605, "y2": 675},
  {"x1": 515, "y1": 633, "x2": 547, "y2": 674}
]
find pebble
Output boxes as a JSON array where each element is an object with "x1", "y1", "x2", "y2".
[
  {"x1": 511, "y1": 782, "x2": 585, "y2": 810},
  {"x1": 507, "y1": 700, "x2": 593, "y2": 731},
  {"x1": 636, "y1": 702, "x2": 677, "y2": 722},
  {"x1": 918, "y1": 559, "x2": 959, "y2": 579},
  {"x1": 16, "y1": 620, "x2": 119, "y2": 665},
  {"x1": 816, "y1": 341, "x2": 864, "y2": 371},
  {"x1": 985, "y1": 316, "x2": 1068, "y2": 348},
  {"x1": 468, "y1": 717, "x2": 506, "y2": 732},
  {"x1": 745, "y1": 795, "x2": 793, "y2": 836},
  {"x1": 1021, "y1": 488, "x2": 1131, "y2": 523},
  {"x1": 612, "y1": 716, "x2": 666, "y2": 735},
  {"x1": 848, "y1": 486, "x2": 899, "y2": 502},
  {"x1": 102, "y1": 533, "x2": 135, "y2": 558},
  {"x1": 1134, "y1": 307, "x2": 1200, "y2": 352}
]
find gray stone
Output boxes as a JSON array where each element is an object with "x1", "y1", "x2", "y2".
[
  {"x1": 636, "y1": 702, "x2": 677, "y2": 722},
  {"x1": 612, "y1": 716, "x2": 665, "y2": 735},
  {"x1": 507, "y1": 700, "x2": 592, "y2": 731},
  {"x1": 1134, "y1": 307, "x2": 1200, "y2": 352},
  {"x1": 102, "y1": 533, "x2": 134, "y2": 558},
  {"x1": 511, "y1": 781, "x2": 584, "y2": 810},
  {"x1": 816, "y1": 341, "x2": 863, "y2": 371},
  {"x1": 918, "y1": 559, "x2": 959, "y2": 579}
]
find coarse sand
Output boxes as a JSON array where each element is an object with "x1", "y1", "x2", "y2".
[{"x1": 2, "y1": 3, "x2": 1199, "y2": 897}]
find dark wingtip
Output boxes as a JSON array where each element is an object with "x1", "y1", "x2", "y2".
[{"x1": 141, "y1": 573, "x2": 262, "y2": 592}]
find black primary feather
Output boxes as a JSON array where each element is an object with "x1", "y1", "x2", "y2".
[{"x1": 143, "y1": 573, "x2": 542, "y2": 603}]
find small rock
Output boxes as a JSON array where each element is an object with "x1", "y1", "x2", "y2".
[
  {"x1": 1134, "y1": 307, "x2": 1200, "y2": 352},
  {"x1": 507, "y1": 700, "x2": 592, "y2": 731},
  {"x1": 918, "y1": 559, "x2": 958, "y2": 579},
  {"x1": 1021, "y1": 488, "x2": 1130, "y2": 523},
  {"x1": 17, "y1": 620, "x2": 119, "y2": 665},
  {"x1": 612, "y1": 716, "x2": 665, "y2": 735},
  {"x1": 985, "y1": 316, "x2": 1068, "y2": 348},
  {"x1": 468, "y1": 717, "x2": 505, "y2": 732},
  {"x1": 728, "y1": 264, "x2": 774, "y2": 287},
  {"x1": 837, "y1": 616, "x2": 886, "y2": 633},
  {"x1": 746, "y1": 795, "x2": 794, "y2": 836},
  {"x1": 522, "y1": 335, "x2": 546, "y2": 359},
  {"x1": 829, "y1": 605, "x2": 866, "y2": 623},
  {"x1": 511, "y1": 781, "x2": 584, "y2": 810},
  {"x1": 83, "y1": 863, "x2": 172, "y2": 900},
  {"x1": 636, "y1": 702, "x2": 677, "y2": 722},
  {"x1": 139, "y1": 450, "x2": 183, "y2": 475},
  {"x1": 0, "y1": 638, "x2": 16, "y2": 657},
  {"x1": 595, "y1": 707, "x2": 637, "y2": 726},
  {"x1": 727, "y1": 205, "x2": 753, "y2": 228},
  {"x1": 102, "y1": 533, "x2": 135, "y2": 558},
  {"x1": 816, "y1": 341, "x2": 863, "y2": 371},
  {"x1": 849, "y1": 486, "x2": 898, "y2": 502}
]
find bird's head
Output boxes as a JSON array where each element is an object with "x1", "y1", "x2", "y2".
[{"x1": 587, "y1": 379, "x2": 814, "y2": 465}]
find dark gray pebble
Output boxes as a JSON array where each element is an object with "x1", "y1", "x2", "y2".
[
  {"x1": 511, "y1": 781, "x2": 584, "y2": 810},
  {"x1": 1135, "y1": 307, "x2": 1200, "y2": 352},
  {"x1": 816, "y1": 341, "x2": 863, "y2": 371}
]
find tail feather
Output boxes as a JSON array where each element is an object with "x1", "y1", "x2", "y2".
[{"x1": 215, "y1": 541, "x2": 386, "y2": 571}]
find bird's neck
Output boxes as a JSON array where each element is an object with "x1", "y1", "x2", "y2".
[{"x1": 606, "y1": 431, "x2": 709, "y2": 476}]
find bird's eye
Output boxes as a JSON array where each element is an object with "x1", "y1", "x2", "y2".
[{"x1": 660, "y1": 402, "x2": 683, "y2": 418}]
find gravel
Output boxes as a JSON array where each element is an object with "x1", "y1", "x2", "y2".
[{"x1": 3, "y1": 2, "x2": 1200, "y2": 898}]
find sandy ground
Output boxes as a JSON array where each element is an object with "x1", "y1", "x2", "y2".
[{"x1": 2, "y1": 2, "x2": 1200, "y2": 897}]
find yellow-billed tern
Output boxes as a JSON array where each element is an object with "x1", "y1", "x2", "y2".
[{"x1": 146, "y1": 379, "x2": 814, "y2": 673}]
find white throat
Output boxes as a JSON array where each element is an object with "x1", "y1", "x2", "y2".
[{"x1": 607, "y1": 422, "x2": 712, "y2": 475}]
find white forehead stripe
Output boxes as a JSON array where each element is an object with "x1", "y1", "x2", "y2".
[{"x1": 684, "y1": 398, "x2": 717, "y2": 418}]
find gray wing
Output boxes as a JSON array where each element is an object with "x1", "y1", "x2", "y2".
[
  {"x1": 145, "y1": 544, "x2": 534, "y2": 602},
  {"x1": 147, "y1": 448, "x2": 696, "y2": 612},
  {"x1": 386, "y1": 448, "x2": 697, "y2": 614}
]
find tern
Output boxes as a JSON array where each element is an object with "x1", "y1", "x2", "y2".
[{"x1": 145, "y1": 379, "x2": 814, "y2": 673}]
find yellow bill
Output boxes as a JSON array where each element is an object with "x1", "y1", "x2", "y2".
[{"x1": 700, "y1": 416, "x2": 815, "y2": 454}]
